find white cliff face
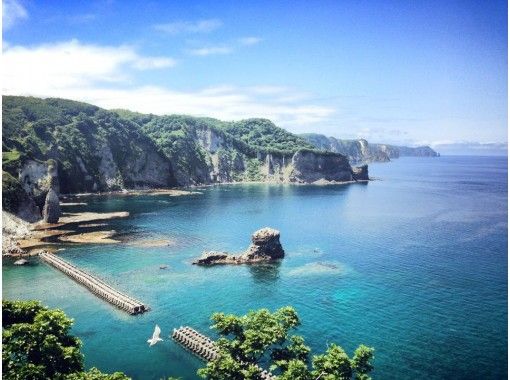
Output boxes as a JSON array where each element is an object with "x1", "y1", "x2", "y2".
[
  {"x1": 181, "y1": 128, "x2": 250, "y2": 184},
  {"x1": 97, "y1": 144, "x2": 124, "y2": 190},
  {"x1": 19, "y1": 160, "x2": 50, "y2": 199},
  {"x1": 358, "y1": 139, "x2": 369, "y2": 156},
  {"x1": 260, "y1": 154, "x2": 289, "y2": 183},
  {"x1": 195, "y1": 127, "x2": 225, "y2": 153},
  {"x1": 122, "y1": 148, "x2": 173, "y2": 188},
  {"x1": 289, "y1": 151, "x2": 353, "y2": 183}
]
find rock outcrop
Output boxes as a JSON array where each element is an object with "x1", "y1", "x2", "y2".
[
  {"x1": 193, "y1": 227, "x2": 284, "y2": 265},
  {"x1": 300, "y1": 134, "x2": 390, "y2": 164},
  {"x1": 394, "y1": 145, "x2": 439, "y2": 157},
  {"x1": 352, "y1": 165, "x2": 369, "y2": 181},
  {"x1": 289, "y1": 151, "x2": 353, "y2": 183},
  {"x1": 42, "y1": 163, "x2": 61, "y2": 223},
  {"x1": 301, "y1": 133, "x2": 439, "y2": 164}
]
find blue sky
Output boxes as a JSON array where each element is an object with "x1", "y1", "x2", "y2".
[{"x1": 2, "y1": 0, "x2": 508, "y2": 151}]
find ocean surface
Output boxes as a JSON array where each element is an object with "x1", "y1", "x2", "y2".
[{"x1": 3, "y1": 156, "x2": 508, "y2": 379}]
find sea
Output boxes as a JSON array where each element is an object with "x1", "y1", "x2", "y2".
[{"x1": 3, "y1": 156, "x2": 508, "y2": 379}]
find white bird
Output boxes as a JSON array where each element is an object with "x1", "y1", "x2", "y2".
[{"x1": 147, "y1": 325, "x2": 163, "y2": 346}]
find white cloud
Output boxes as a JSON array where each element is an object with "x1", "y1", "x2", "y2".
[
  {"x1": 187, "y1": 35, "x2": 262, "y2": 57},
  {"x1": 3, "y1": 0, "x2": 28, "y2": 30},
  {"x1": 238, "y1": 37, "x2": 262, "y2": 46},
  {"x1": 154, "y1": 19, "x2": 222, "y2": 34},
  {"x1": 188, "y1": 45, "x2": 232, "y2": 56},
  {"x1": 429, "y1": 141, "x2": 508, "y2": 156},
  {"x1": 56, "y1": 86, "x2": 335, "y2": 128},
  {"x1": 3, "y1": 40, "x2": 176, "y2": 93},
  {"x1": 2, "y1": 40, "x2": 335, "y2": 129},
  {"x1": 132, "y1": 56, "x2": 177, "y2": 70}
]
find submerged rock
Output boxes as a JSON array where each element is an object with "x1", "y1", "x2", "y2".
[
  {"x1": 193, "y1": 251, "x2": 233, "y2": 265},
  {"x1": 14, "y1": 259, "x2": 28, "y2": 265},
  {"x1": 193, "y1": 227, "x2": 285, "y2": 265}
]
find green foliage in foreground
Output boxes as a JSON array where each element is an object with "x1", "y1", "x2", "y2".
[
  {"x1": 2, "y1": 300, "x2": 130, "y2": 380},
  {"x1": 198, "y1": 307, "x2": 374, "y2": 380}
]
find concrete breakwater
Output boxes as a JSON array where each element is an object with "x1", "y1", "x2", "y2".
[
  {"x1": 172, "y1": 326, "x2": 277, "y2": 380},
  {"x1": 39, "y1": 251, "x2": 147, "y2": 315}
]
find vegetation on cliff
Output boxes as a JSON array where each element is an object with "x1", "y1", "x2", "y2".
[
  {"x1": 198, "y1": 306, "x2": 374, "y2": 380},
  {"x1": 301, "y1": 133, "x2": 439, "y2": 164},
  {"x1": 220, "y1": 118, "x2": 315, "y2": 155},
  {"x1": 2, "y1": 96, "x2": 360, "y2": 218},
  {"x1": 2, "y1": 96, "x2": 175, "y2": 194},
  {"x1": 3, "y1": 96, "x2": 321, "y2": 191},
  {"x1": 2, "y1": 171, "x2": 25, "y2": 213}
]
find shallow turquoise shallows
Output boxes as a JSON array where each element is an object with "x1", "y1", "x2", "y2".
[{"x1": 3, "y1": 156, "x2": 508, "y2": 379}]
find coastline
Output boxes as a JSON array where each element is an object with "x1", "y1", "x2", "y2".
[
  {"x1": 61, "y1": 177, "x2": 371, "y2": 199},
  {"x1": 3, "y1": 179, "x2": 370, "y2": 257}
]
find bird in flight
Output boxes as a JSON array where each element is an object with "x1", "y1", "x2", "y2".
[{"x1": 147, "y1": 324, "x2": 163, "y2": 346}]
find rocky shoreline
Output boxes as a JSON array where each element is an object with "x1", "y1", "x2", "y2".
[
  {"x1": 3, "y1": 179, "x2": 367, "y2": 257},
  {"x1": 2, "y1": 210, "x2": 130, "y2": 256},
  {"x1": 60, "y1": 188, "x2": 201, "y2": 199}
]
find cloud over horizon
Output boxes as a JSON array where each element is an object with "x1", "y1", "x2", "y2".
[
  {"x1": 2, "y1": 40, "x2": 335, "y2": 129},
  {"x1": 3, "y1": 40, "x2": 176, "y2": 93}
]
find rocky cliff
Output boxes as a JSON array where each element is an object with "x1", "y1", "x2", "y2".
[
  {"x1": 392, "y1": 145, "x2": 439, "y2": 157},
  {"x1": 3, "y1": 96, "x2": 369, "y2": 221},
  {"x1": 301, "y1": 133, "x2": 439, "y2": 164},
  {"x1": 300, "y1": 134, "x2": 390, "y2": 164}
]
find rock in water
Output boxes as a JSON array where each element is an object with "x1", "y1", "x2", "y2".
[
  {"x1": 42, "y1": 162, "x2": 61, "y2": 223},
  {"x1": 193, "y1": 227, "x2": 285, "y2": 265},
  {"x1": 193, "y1": 251, "x2": 232, "y2": 265},
  {"x1": 43, "y1": 189, "x2": 61, "y2": 223},
  {"x1": 243, "y1": 227, "x2": 284, "y2": 261}
]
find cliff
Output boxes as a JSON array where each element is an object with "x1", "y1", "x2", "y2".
[
  {"x1": 300, "y1": 134, "x2": 390, "y2": 164},
  {"x1": 391, "y1": 145, "x2": 439, "y2": 157},
  {"x1": 2, "y1": 96, "x2": 368, "y2": 221},
  {"x1": 301, "y1": 133, "x2": 439, "y2": 164}
]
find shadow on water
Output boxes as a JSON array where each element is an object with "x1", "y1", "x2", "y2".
[{"x1": 247, "y1": 261, "x2": 281, "y2": 284}]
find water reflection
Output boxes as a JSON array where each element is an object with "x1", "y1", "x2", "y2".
[{"x1": 248, "y1": 261, "x2": 281, "y2": 284}]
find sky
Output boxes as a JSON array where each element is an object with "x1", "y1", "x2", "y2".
[{"x1": 2, "y1": 0, "x2": 508, "y2": 152}]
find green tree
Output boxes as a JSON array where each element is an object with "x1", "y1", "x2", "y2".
[
  {"x1": 66, "y1": 368, "x2": 130, "y2": 380},
  {"x1": 197, "y1": 307, "x2": 374, "y2": 380},
  {"x1": 351, "y1": 345, "x2": 375, "y2": 380},
  {"x1": 2, "y1": 300, "x2": 130, "y2": 380}
]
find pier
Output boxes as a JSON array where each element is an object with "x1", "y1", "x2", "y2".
[
  {"x1": 172, "y1": 326, "x2": 276, "y2": 380},
  {"x1": 39, "y1": 251, "x2": 147, "y2": 315}
]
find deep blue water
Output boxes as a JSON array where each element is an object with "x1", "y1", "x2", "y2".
[{"x1": 3, "y1": 156, "x2": 508, "y2": 379}]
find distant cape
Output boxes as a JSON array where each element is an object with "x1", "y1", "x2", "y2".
[{"x1": 300, "y1": 133, "x2": 439, "y2": 165}]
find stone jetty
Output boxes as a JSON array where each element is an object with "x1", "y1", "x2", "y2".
[
  {"x1": 39, "y1": 251, "x2": 147, "y2": 315},
  {"x1": 172, "y1": 326, "x2": 276, "y2": 380}
]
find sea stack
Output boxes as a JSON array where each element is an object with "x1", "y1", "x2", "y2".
[
  {"x1": 352, "y1": 165, "x2": 369, "y2": 181},
  {"x1": 193, "y1": 227, "x2": 284, "y2": 265},
  {"x1": 42, "y1": 161, "x2": 61, "y2": 223}
]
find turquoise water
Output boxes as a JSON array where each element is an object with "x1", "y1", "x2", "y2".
[{"x1": 3, "y1": 156, "x2": 507, "y2": 379}]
